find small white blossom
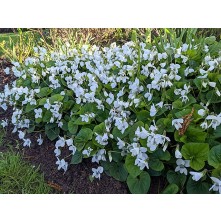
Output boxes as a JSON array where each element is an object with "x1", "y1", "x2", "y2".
[
  {"x1": 82, "y1": 147, "x2": 93, "y2": 157},
  {"x1": 34, "y1": 108, "x2": 43, "y2": 119},
  {"x1": 69, "y1": 145, "x2": 76, "y2": 155},
  {"x1": 58, "y1": 121, "x2": 63, "y2": 128},
  {"x1": 198, "y1": 109, "x2": 206, "y2": 117},
  {"x1": 18, "y1": 130, "x2": 25, "y2": 139},
  {"x1": 175, "y1": 148, "x2": 182, "y2": 159},
  {"x1": 0, "y1": 119, "x2": 8, "y2": 128},
  {"x1": 189, "y1": 171, "x2": 204, "y2": 181},
  {"x1": 150, "y1": 104, "x2": 157, "y2": 117},
  {"x1": 92, "y1": 166, "x2": 104, "y2": 180},
  {"x1": 172, "y1": 119, "x2": 183, "y2": 130},
  {"x1": 135, "y1": 158, "x2": 149, "y2": 170},
  {"x1": 175, "y1": 159, "x2": 190, "y2": 175},
  {"x1": 95, "y1": 133, "x2": 108, "y2": 146},
  {"x1": 215, "y1": 88, "x2": 221, "y2": 96},
  {"x1": 56, "y1": 158, "x2": 68, "y2": 172},
  {"x1": 54, "y1": 148, "x2": 61, "y2": 157},
  {"x1": 92, "y1": 149, "x2": 106, "y2": 163},
  {"x1": 23, "y1": 138, "x2": 31, "y2": 147},
  {"x1": 117, "y1": 137, "x2": 125, "y2": 149},
  {"x1": 80, "y1": 114, "x2": 90, "y2": 122},
  {"x1": 209, "y1": 177, "x2": 221, "y2": 194},
  {"x1": 55, "y1": 137, "x2": 66, "y2": 148},
  {"x1": 4, "y1": 67, "x2": 10, "y2": 75},
  {"x1": 208, "y1": 82, "x2": 216, "y2": 88},
  {"x1": 66, "y1": 138, "x2": 73, "y2": 146},
  {"x1": 200, "y1": 121, "x2": 208, "y2": 129},
  {"x1": 37, "y1": 135, "x2": 43, "y2": 145}
]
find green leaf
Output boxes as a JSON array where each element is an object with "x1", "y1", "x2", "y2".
[
  {"x1": 186, "y1": 177, "x2": 211, "y2": 194},
  {"x1": 112, "y1": 127, "x2": 130, "y2": 140},
  {"x1": 147, "y1": 168, "x2": 162, "y2": 177},
  {"x1": 165, "y1": 88, "x2": 176, "y2": 101},
  {"x1": 206, "y1": 90, "x2": 221, "y2": 104},
  {"x1": 149, "y1": 149, "x2": 171, "y2": 172},
  {"x1": 43, "y1": 110, "x2": 52, "y2": 122},
  {"x1": 35, "y1": 117, "x2": 42, "y2": 124},
  {"x1": 205, "y1": 36, "x2": 216, "y2": 45},
  {"x1": 152, "y1": 149, "x2": 171, "y2": 161},
  {"x1": 75, "y1": 128, "x2": 93, "y2": 144},
  {"x1": 60, "y1": 119, "x2": 68, "y2": 131},
  {"x1": 73, "y1": 117, "x2": 91, "y2": 125},
  {"x1": 136, "y1": 110, "x2": 149, "y2": 123},
  {"x1": 174, "y1": 130, "x2": 187, "y2": 143},
  {"x1": 49, "y1": 94, "x2": 64, "y2": 103},
  {"x1": 172, "y1": 99, "x2": 182, "y2": 109},
  {"x1": 79, "y1": 103, "x2": 97, "y2": 114},
  {"x1": 162, "y1": 184, "x2": 179, "y2": 194},
  {"x1": 95, "y1": 109, "x2": 109, "y2": 123},
  {"x1": 27, "y1": 125, "x2": 35, "y2": 133},
  {"x1": 193, "y1": 78, "x2": 203, "y2": 90},
  {"x1": 185, "y1": 126, "x2": 207, "y2": 143},
  {"x1": 167, "y1": 170, "x2": 186, "y2": 188},
  {"x1": 71, "y1": 150, "x2": 82, "y2": 164},
  {"x1": 45, "y1": 127, "x2": 60, "y2": 141},
  {"x1": 127, "y1": 171, "x2": 151, "y2": 194},
  {"x1": 212, "y1": 166, "x2": 221, "y2": 178},
  {"x1": 149, "y1": 159, "x2": 164, "y2": 171},
  {"x1": 173, "y1": 96, "x2": 196, "y2": 110},
  {"x1": 175, "y1": 109, "x2": 192, "y2": 118},
  {"x1": 39, "y1": 98, "x2": 47, "y2": 105},
  {"x1": 93, "y1": 122, "x2": 105, "y2": 135},
  {"x1": 68, "y1": 120, "x2": 78, "y2": 134},
  {"x1": 181, "y1": 143, "x2": 209, "y2": 171},
  {"x1": 25, "y1": 103, "x2": 38, "y2": 113},
  {"x1": 208, "y1": 145, "x2": 221, "y2": 168},
  {"x1": 109, "y1": 162, "x2": 128, "y2": 182},
  {"x1": 37, "y1": 87, "x2": 52, "y2": 97},
  {"x1": 71, "y1": 103, "x2": 81, "y2": 113},
  {"x1": 212, "y1": 125, "x2": 221, "y2": 139},
  {"x1": 45, "y1": 123, "x2": 57, "y2": 130},
  {"x1": 125, "y1": 155, "x2": 142, "y2": 178},
  {"x1": 63, "y1": 100, "x2": 75, "y2": 111}
]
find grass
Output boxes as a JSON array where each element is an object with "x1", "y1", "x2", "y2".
[
  {"x1": 0, "y1": 150, "x2": 52, "y2": 194},
  {"x1": 0, "y1": 30, "x2": 42, "y2": 61},
  {"x1": 0, "y1": 128, "x2": 51, "y2": 194}
]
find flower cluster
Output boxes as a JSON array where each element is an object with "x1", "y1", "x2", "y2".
[{"x1": 1, "y1": 36, "x2": 221, "y2": 194}]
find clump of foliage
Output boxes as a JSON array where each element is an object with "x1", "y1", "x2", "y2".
[{"x1": 1, "y1": 29, "x2": 221, "y2": 194}]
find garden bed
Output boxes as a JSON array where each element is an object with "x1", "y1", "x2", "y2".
[
  {"x1": 1, "y1": 29, "x2": 221, "y2": 194},
  {"x1": 0, "y1": 59, "x2": 165, "y2": 193}
]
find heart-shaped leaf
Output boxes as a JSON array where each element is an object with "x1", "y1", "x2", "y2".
[
  {"x1": 71, "y1": 150, "x2": 82, "y2": 164},
  {"x1": 186, "y1": 177, "x2": 211, "y2": 194},
  {"x1": 162, "y1": 184, "x2": 179, "y2": 194},
  {"x1": 109, "y1": 162, "x2": 128, "y2": 182},
  {"x1": 166, "y1": 170, "x2": 186, "y2": 188},
  {"x1": 125, "y1": 155, "x2": 142, "y2": 178},
  {"x1": 127, "y1": 171, "x2": 151, "y2": 194},
  {"x1": 181, "y1": 143, "x2": 209, "y2": 170},
  {"x1": 208, "y1": 145, "x2": 221, "y2": 168}
]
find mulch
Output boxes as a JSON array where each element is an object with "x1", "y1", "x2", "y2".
[{"x1": 0, "y1": 58, "x2": 165, "y2": 194}]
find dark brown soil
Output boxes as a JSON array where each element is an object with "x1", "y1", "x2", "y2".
[
  {"x1": 0, "y1": 58, "x2": 166, "y2": 194},
  {"x1": 0, "y1": 28, "x2": 15, "y2": 34}
]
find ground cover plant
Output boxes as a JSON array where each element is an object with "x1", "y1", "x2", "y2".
[{"x1": 1, "y1": 28, "x2": 221, "y2": 194}]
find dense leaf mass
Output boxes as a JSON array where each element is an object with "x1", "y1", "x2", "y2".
[{"x1": 1, "y1": 34, "x2": 221, "y2": 193}]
